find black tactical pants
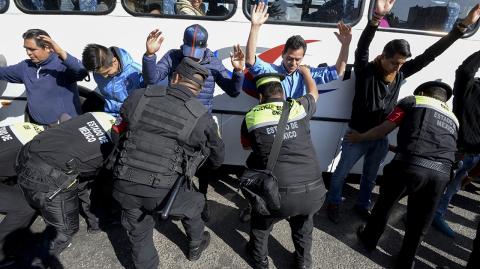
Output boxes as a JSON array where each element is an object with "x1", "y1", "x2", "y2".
[
  {"x1": 0, "y1": 183, "x2": 36, "y2": 260},
  {"x1": 17, "y1": 163, "x2": 79, "y2": 257},
  {"x1": 361, "y1": 161, "x2": 450, "y2": 269},
  {"x1": 467, "y1": 220, "x2": 480, "y2": 269},
  {"x1": 249, "y1": 181, "x2": 326, "y2": 267},
  {"x1": 113, "y1": 185, "x2": 205, "y2": 269}
]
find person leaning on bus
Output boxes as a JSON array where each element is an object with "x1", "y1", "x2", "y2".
[
  {"x1": 82, "y1": 44, "x2": 144, "y2": 118},
  {"x1": 240, "y1": 70, "x2": 326, "y2": 269},
  {"x1": 245, "y1": 2, "x2": 352, "y2": 99},
  {"x1": 325, "y1": 0, "x2": 480, "y2": 224},
  {"x1": 0, "y1": 29, "x2": 88, "y2": 125}
]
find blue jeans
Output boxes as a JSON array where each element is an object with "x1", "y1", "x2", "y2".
[
  {"x1": 327, "y1": 134, "x2": 388, "y2": 209},
  {"x1": 435, "y1": 153, "x2": 480, "y2": 218}
]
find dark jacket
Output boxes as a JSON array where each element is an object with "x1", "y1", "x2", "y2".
[
  {"x1": 453, "y1": 50, "x2": 480, "y2": 153},
  {"x1": 0, "y1": 53, "x2": 87, "y2": 124},
  {"x1": 350, "y1": 22, "x2": 464, "y2": 133},
  {"x1": 142, "y1": 48, "x2": 243, "y2": 112}
]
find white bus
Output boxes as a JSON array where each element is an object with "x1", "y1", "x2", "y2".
[{"x1": 0, "y1": 0, "x2": 479, "y2": 174}]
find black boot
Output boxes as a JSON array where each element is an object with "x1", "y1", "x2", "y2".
[{"x1": 188, "y1": 231, "x2": 211, "y2": 261}]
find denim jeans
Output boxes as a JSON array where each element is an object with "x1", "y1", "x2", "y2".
[
  {"x1": 435, "y1": 153, "x2": 480, "y2": 218},
  {"x1": 327, "y1": 133, "x2": 388, "y2": 209}
]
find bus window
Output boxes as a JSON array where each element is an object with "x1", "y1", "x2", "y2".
[
  {"x1": 16, "y1": 0, "x2": 115, "y2": 13},
  {"x1": 382, "y1": 0, "x2": 479, "y2": 34},
  {"x1": 244, "y1": 0, "x2": 364, "y2": 25},
  {"x1": 0, "y1": 0, "x2": 8, "y2": 12},
  {"x1": 122, "y1": 0, "x2": 236, "y2": 19}
]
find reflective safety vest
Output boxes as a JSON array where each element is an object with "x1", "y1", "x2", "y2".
[
  {"x1": 397, "y1": 96, "x2": 459, "y2": 163},
  {"x1": 114, "y1": 85, "x2": 208, "y2": 188}
]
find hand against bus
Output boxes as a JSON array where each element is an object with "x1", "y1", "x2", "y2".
[
  {"x1": 344, "y1": 130, "x2": 363, "y2": 143},
  {"x1": 334, "y1": 21, "x2": 352, "y2": 46},
  {"x1": 230, "y1": 44, "x2": 245, "y2": 71},
  {"x1": 145, "y1": 29, "x2": 164, "y2": 57},
  {"x1": 374, "y1": 0, "x2": 396, "y2": 16},
  {"x1": 460, "y1": 4, "x2": 480, "y2": 27},
  {"x1": 250, "y1": 2, "x2": 269, "y2": 27},
  {"x1": 38, "y1": 35, "x2": 67, "y2": 61}
]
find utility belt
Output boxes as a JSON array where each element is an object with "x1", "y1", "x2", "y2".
[
  {"x1": 279, "y1": 179, "x2": 323, "y2": 195},
  {"x1": 18, "y1": 152, "x2": 78, "y2": 193},
  {"x1": 393, "y1": 153, "x2": 452, "y2": 175},
  {"x1": 119, "y1": 166, "x2": 183, "y2": 189}
]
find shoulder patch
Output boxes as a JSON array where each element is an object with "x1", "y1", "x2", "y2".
[
  {"x1": 185, "y1": 99, "x2": 207, "y2": 117},
  {"x1": 145, "y1": 85, "x2": 167, "y2": 97}
]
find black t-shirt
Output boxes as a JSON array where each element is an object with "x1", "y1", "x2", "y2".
[{"x1": 241, "y1": 94, "x2": 321, "y2": 186}]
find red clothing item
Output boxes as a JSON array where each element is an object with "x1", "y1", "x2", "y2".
[{"x1": 386, "y1": 106, "x2": 406, "y2": 125}]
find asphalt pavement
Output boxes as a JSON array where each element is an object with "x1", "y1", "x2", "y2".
[{"x1": 8, "y1": 173, "x2": 480, "y2": 269}]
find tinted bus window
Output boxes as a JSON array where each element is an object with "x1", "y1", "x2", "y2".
[
  {"x1": 0, "y1": 0, "x2": 8, "y2": 12},
  {"x1": 244, "y1": 0, "x2": 364, "y2": 24},
  {"x1": 383, "y1": 0, "x2": 479, "y2": 33},
  {"x1": 16, "y1": 0, "x2": 115, "y2": 13},
  {"x1": 123, "y1": 0, "x2": 236, "y2": 18}
]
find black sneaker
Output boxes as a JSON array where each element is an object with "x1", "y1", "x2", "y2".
[
  {"x1": 245, "y1": 243, "x2": 268, "y2": 269},
  {"x1": 327, "y1": 204, "x2": 340, "y2": 224},
  {"x1": 188, "y1": 231, "x2": 211, "y2": 261},
  {"x1": 353, "y1": 205, "x2": 371, "y2": 220},
  {"x1": 356, "y1": 225, "x2": 376, "y2": 252},
  {"x1": 201, "y1": 202, "x2": 210, "y2": 223}
]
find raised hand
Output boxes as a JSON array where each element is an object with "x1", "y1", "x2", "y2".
[
  {"x1": 461, "y1": 4, "x2": 480, "y2": 27},
  {"x1": 38, "y1": 35, "x2": 66, "y2": 60},
  {"x1": 230, "y1": 44, "x2": 245, "y2": 71},
  {"x1": 250, "y1": 2, "x2": 269, "y2": 26},
  {"x1": 145, "y1": 29, "x2": 164, "y2": 56},
  {"x1": 375, "y1": 0, "x2": 396, "y2": 16},
  {"x1": 334, "y1": 21, "x2": 352, "y2": 46}
]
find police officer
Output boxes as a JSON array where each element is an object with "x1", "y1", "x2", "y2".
[
  {"x1": 111, "y1": 57, "x2": 224, "y2": 269},
  {"x1": 240, "y1": 69, "x2": 326, "y2": 269},
  {"x1": 0, "y1": 122, "x2": 44, "y2": 267},
  {"x1": 346, "y1": 81, "x2": 458, "y2": 269},
  {"x1": 15, "y1": 112, "x2": 116, "y2": 266}
]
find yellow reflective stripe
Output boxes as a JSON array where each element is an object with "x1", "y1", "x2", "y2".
[
  {"x1": 9, "y1": 122, "x2": 45, "y2": 145},
  {"x1": 91, "y1": 112, "x2": 116, "y2": 137},
  {"x1": 245, "y1": 101, "x2": 307, "y2": 132},
  {"x1": 414, "y1": 96, "x2": 459, "y2": 128},
  {"x1": 256, "y1": 77, "x2": 281, "y2": 88}
]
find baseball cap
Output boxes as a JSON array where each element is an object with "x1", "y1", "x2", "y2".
[
  {"x1": 182, "y1": 24, "x2": 208, "y2": 60},
  {"x1": 413, "y1": 81, "x2": 453, "y2": 101}
]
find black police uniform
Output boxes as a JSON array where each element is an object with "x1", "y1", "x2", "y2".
[
  {"x1": 0, "y1": 123, "x2": 44, "y2": 262},
  {"x1": 241, "y1": 94, "x2": 326, "y2": 268},
  {"x1": 15, "y1": 112, "x2": 115, "y2": 259},
  {"x1": 358, "y1": 93, "x2": 458, "y2": 269},
  {"x1": 112, "y1": 83, "x2": 224, "y2": 269}
]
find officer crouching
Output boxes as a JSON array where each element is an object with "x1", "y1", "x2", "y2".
[
  {"x1": 15, "y1": 112, "x2": 116, "y2": 266},
  {"x1": 240, "y1": 70, "x2": 327, "y2": 269},
  {"x1": 111, "y1": 57, "x2": 224, "y2": 269},
  {"x1": 346, "y1": 81, "x2": 459, "y2": 269}
]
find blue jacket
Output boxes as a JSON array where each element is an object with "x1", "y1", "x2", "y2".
[
  {"x1": 93, "y1": 47, "x2": 143, "y2": 117},
  {"x1": 0, "y1": 53, "x2": 87, "y2": 124},
  {"x1": 142, "y1": 48, "x2": 243, "y2": 112}
]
